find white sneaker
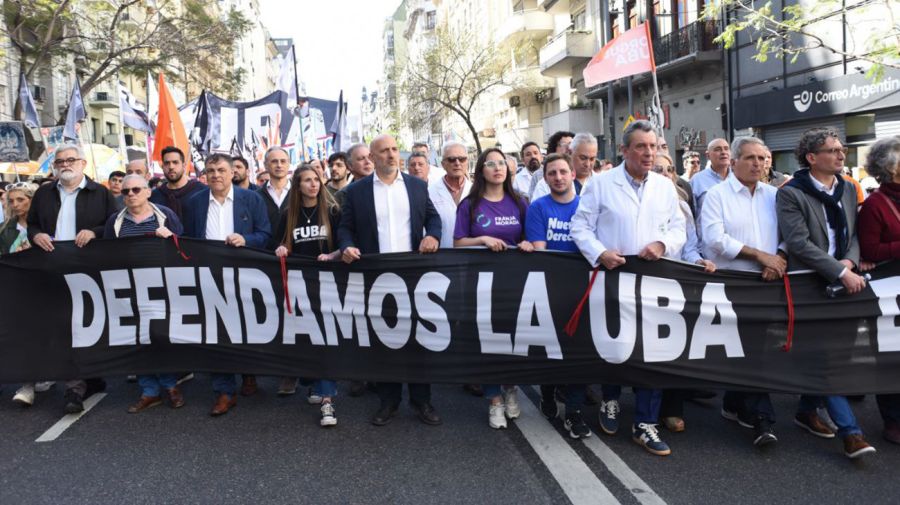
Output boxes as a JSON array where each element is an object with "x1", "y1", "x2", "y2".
[
  {"x1": 489, "y1": 403, "x2": 507, "y2": 429},
  {"x1": 308, "y1": 387, "x2": 323, "y2": 405},
  {"x1": 503, "y1": 386, "x2": 520, "y2": 419},
  {"x1": 34, "y1": 381, "x2": 55, "y2": 393},
  {"x1": 13, "y1": 384, "x2": 35, "y2": 406},
  {"x1": 320, "y1": 402, "x2": 337, "y2": 427}
]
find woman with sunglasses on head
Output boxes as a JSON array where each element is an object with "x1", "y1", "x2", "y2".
[
  {"x1": 454, "y1": 148, "x2": 533, "y2": 429},
  {"x1": 274, "y1": 163, "x2": 342, "y2": 427},
  {"x1": 653, "y1": 153, "x2": 716, "y2": 433}
]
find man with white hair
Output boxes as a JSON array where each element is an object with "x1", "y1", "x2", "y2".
[
  {"x1": 27, "y1": 143, "x2": 117, "y2": 415},
  {"x1": 531, "y1": 133, "x2": 597, "y2": 201},
  {"x1": 691, "y1": 138, "x2": 732, "y2": 214},
  {"x1": 428, "y1": 141, "x2": 472, "y2": 249}
]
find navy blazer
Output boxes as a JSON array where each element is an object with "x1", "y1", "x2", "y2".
[
  {"x1": 182, "y1": 186, "x2": 271, "y2": 249},
  {"x1": 337, "y1": 172, "x2": 441, "y2": 254}
]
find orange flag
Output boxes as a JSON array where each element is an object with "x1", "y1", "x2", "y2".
[
  {"x1": 151, "y1": 74, "x2": 192, "y2": 173},
  {"x1": 583, "y1": 22, "x2": 656, "y2": 88}
]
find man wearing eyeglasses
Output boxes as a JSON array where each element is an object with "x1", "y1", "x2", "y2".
[
  {"x1": 681, "y1": 151, "x2": 701, "y2": 180},
  {"x1": 27, "y1": 143, "x2": 117, "y2": 414},
  {"x1": 429, "y1": 142, "x2": 472, "y2": 249},
  {"x1": 777, "y1": 127, "x2": 876, "y2": 460}
]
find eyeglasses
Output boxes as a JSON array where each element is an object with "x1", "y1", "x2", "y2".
[
  {"x1": 816, "y1": 147, "x2": 848, "y2": 156},
  {"x1": 121, "y1": 187, "x2": 146, "y2": 195},
  {"x1": 444, "y1": 156, "x2": 467, "y2": 164},
  {"x1": 8, "y1": 182, "x2": 36, "y2": 190},
  {"x1": 689, "y1": 160, "x2": 700, "y2": 165},
  {"x1": 53, "y1": 157, "x2": 82, "y2": 167},
  {"x1": 484, "y1": 160, "x2": 507, "y2": 169}
]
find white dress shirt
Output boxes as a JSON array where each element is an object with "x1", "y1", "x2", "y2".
[
  {"x1": 700, "y1": 174, "x2": 779, "y2": 272},
  {"x1": 428, "y1": 175, "x2": 472, "y2": 248},
  {"x1": 513, "y1": 167, "x2": 535, "y2": 197},
  {"x1": 206, "y1": 186, "x2": 235, "y2": 240},
  {"x1": 373, "y1": 172, "x2": 412, "y2": 253},
  {"x1": 571, "y1": 163, "x2": 686, "y2": 266},
  {"x1": 55, "y1": 176, "x2": 88, "y2": 240},
  {"x1": 266, "y1": 179, "x2": 291, "y2": 208}
]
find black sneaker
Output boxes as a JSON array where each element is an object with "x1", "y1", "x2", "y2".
[
  {"x1": 540, "y1": 393, "x2": 559, "y2": 420},
  {"x1": 64, "y1": 390, "x2": 84, "y2": 414},
  {"x1": 564, "y1": 410, "x2": 592, "y2": 439},
  {"x1": 753, "y1": 419, "x2": 778, "y2": 447}
]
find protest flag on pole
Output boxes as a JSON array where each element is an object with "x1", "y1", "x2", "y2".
[
  {"x1": 62, "y1": 79, "x2": 86, "y2": 142},
  {"x1": 150, "y1": 74, "x2": 192, "y2": 174},
  {"x1": 583, "y1": 22, "x2": 656, "y2": 88},
  {"x1": 18, "y1": 73, "x2": 40, "y2": 129},
  {"x1": 328, "y1": 90, "x2": 350, "y2": 153}
]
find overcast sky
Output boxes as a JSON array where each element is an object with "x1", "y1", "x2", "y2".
[{"x1": 259, "y1": 0, "x2": 400, "y2": 113}]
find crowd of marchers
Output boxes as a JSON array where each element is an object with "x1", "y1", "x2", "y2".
[{"x1": 1, "y1": 121, "x2": 899, "y2": 461}]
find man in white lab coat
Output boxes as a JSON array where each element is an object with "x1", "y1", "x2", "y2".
[
  {"x1": 428, "y1": 141, "x2": 472, "y2": 248},
  {"x1": 571, "y1": 119, "x2": 686, "y2": 457}
]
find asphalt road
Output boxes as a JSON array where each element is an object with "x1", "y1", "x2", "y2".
[{"x1": 1, "y1": 377, "x2": 899, "y2": 505}]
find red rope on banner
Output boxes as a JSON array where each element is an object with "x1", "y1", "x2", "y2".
[
  {"x1": 170, "y1": 234, "x2": 191, "y2": 261},
  {"x1": 564, "y1": 266, "x2": 601, "y2": 337},
  {"x1": 782, "y1": 274, "x2": 795, "y2": 352},
  {"x1": 280, "y1": 255, "x2": 292, "y2": 314}
]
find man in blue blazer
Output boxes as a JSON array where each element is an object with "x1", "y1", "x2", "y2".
[
  {"x1": 182, "y1": 153, "x2": 272, "y2": 416},
  {"x1": 337, "y1": 134, "x2": 443, "y2": 427}
]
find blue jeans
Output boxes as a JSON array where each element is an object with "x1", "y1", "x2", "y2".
[
  {"x1": 212, "y1": 373, "x2": 237, "y2": 397},
  {"x1": 314, "y1": 379, "x2": 337, "y2": 398},
  {"x1": 797, "y1": 395, "x2": 862, "y2": 438},
  {"x1": 601, "y1": 385, "x2": 661, "y2": 424},
  {"x1": 138, "y1": 374, "x2": 177, "y2": 397},
  {"x1": 483, "y1": 384, "x2": 502, "y2": 400}
]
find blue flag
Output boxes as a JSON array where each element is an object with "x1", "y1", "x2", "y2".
[
  {"x1": 63, "y1": 79, "x2": 86, "y2": 142},
  {"x1": 18, "y1": 73, "x2": 40, "y2": 129},
  {"x1": 118, "y1": 83, "x2": 152, "y2": 132}
]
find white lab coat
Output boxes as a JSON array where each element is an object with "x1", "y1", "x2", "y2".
[
  {"x1": 571, "y1": 163, "x2": 686, "y2": 266},
  {"x1": 428, "y1": 176, "x2": 472, "y2": 248}
]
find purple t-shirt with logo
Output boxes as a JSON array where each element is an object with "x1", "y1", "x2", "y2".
[{"x1": 454, "y1": 193, "x2": 525, "y2": 246}]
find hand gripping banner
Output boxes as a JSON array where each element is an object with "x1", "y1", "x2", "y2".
[{"x1": 0, "y1": 237, "x2": 898, "y2": 394}]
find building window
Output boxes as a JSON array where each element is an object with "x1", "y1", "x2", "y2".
[
  {"x1": 425, "y1": 11, "x2": 436, "y2": 30},
  {"x1": 106, "y1": 122, "x2": 116, "y2": 135},
  {"x1": 92, "y1": 118, "x2": 99, "y2": 141},
  {"x1": 573, "y1": 9, "x2": 587, "y2": 30},
  {"x1": 513, "y1": 0, "x2": 525, "y2": 13}
]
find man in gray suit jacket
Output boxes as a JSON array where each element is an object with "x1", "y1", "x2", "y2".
[{"x1": 776, "y1": 127, "x2": 875, "y2": 460}]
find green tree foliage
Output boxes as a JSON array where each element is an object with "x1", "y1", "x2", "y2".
[
  {"x1": 705, "y1": 0, "x2": 900, "y2": 80},
  {"x1": 3, "y1": 0, "x2": 251, "y2": 116}
]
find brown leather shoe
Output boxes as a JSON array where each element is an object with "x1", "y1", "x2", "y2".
[
  {"x1": 127, "y1": 395, "x2": 162, "y2": 414},
  {"x1": 884, "y1": 420, "x2": 900, "y2": 445},
  {"x1": 662, "y1": 416, "x2": 685, "y2": 433},
  {"x1": 210, "y1": 394, "x2": 236, "y2": 416},
  {"x1": 240, "y1": 375, "x2": 258, "y2": 396},
  {"x1": 844, "y1": 434, "x2": 876, "y2": 459},
  {"x1": 167, "y1": 388, "x2": 185, "y2": 409},
  {"x1": 793, "y1": 412, "x2": 835, "y2": 438}
]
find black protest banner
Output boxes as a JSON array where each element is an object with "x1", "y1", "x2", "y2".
[{"x1": 0, "y1": 237, "x2": 898, "y2": 394}]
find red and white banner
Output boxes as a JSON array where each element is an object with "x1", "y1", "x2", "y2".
[{"x1": 583, "y1": 22, "x2": 656, "y2": 88}]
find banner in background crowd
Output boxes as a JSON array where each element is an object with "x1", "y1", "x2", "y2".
[
  {"x1": 583, "y1": 22, "x2": 656, "y2": 88},
  {"x1": 0, "y1": 238, "x2": 898, "y2": 394}
]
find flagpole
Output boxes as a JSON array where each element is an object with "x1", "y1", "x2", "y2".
[
  {"x1": 115, "y1": 75, "x2": 129, "y2": 165},
  {"x1": 292, "y1": 44, "x2": 308, "y2": 163},
  {"x1": 145, "y1": 71, "x2": 153, "y2": 171}
]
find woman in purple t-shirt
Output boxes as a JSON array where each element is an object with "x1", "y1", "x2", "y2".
[{"x1": 453, "y1": 147, "x2": 533, "y2": 430}]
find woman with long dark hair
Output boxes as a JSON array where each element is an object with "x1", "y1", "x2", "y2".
[
  {"x1": 274, "y1": 163, "x2": 341, "y2": 427},
  {"x1": 454, "y1": 147, "x2": 533, "y2": 429}
]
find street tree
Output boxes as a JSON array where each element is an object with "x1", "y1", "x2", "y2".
[
  {"x1": 3, "y1": 0, "x2": 250, "y2": 120},
  {"x1": 706, "y1": 0, "x2": 900, "y2": 80},
  {"x1": 400, "y1": 25, "x2": 507, "y2": 154}
]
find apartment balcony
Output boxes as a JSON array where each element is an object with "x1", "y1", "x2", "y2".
[
  {"x1": 91, "y1": 91, "x2": 118, "y2": 109},
  {"x1": 497, "y1": 9, "x2": 553, "y2": 47},
  {"x1": 539, "y1": 29, "x2": 595, "y2": 78},
  {"x1": 542, "y1": 107, "x2": 599, "y2": 138},
  {"x1": 500, "y1": 66, "x2": 556, "y2": 99},
  {"x1": 653, "y1": 20, "x2": 720, "y2": 69},
  {"x1": 537, "y1": 0, "x2": 569, "y2": 14}
]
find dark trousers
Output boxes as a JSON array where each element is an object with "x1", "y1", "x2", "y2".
[
  {"x1": 724, "y1": 391, "x2": 776, "y2": 423},
  {"x1": 378, "y1": 382, "x2": 431, "y2": 407},
  {"x1": 540, "y1": 384, "x2": 587, "y2": 411},
  {"x1": 877, "y1": 394, "x2": 900, "y2": 423},
  {"x1": 660, "y1": 389, "x2": 691, "y2": 418}
]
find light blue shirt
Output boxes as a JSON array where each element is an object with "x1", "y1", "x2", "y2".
[
  {"x1": 55, "y1": 176, "x2": 87, "y2": 240},
  {"x1": 623, "y1": 168, "x2": 647, "y2": 201},
  {"x1": 690, "y1": 166, "x2": 730, "y2": 215}
]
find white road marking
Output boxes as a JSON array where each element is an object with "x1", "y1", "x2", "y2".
[
  {"x1": 515, "y1": 388, "x2": 621, "y2": 505},
  {"x1": 529, "y1": 386, "x2": 667, "y2": 505},
  {"x1": 35, "y1": 393, "x2": 107, "y2": 443},
  {"x1": 581, "y1": 436, "x2": 668, "y2": 505}
]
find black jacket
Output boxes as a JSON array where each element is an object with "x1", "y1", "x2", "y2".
[
  {"x1": 257, "y1": 182, "x2": 290, "y2": 248},
  {"x1": 27, "y1": 176, "x2": 116, "y2": 241}
]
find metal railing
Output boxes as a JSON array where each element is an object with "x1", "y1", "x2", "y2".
[{"x1": 653, "y1": 20, "x2": 719, "y2": 67}]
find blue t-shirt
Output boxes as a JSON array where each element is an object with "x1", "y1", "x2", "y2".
[{"x1": 525, "y1": 194, "x2": 580, "y2": 252}]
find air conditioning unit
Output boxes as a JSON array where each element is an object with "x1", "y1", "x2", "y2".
[
  {"x1": 96, "y1": 92, "x2": 110, "y2": 102},
  {"x1": 535, "y1": 89, "x2": 550, "y2": 104},
  {"x1": 509, "y1": 96, "x2": 521, "y2": 108}
]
